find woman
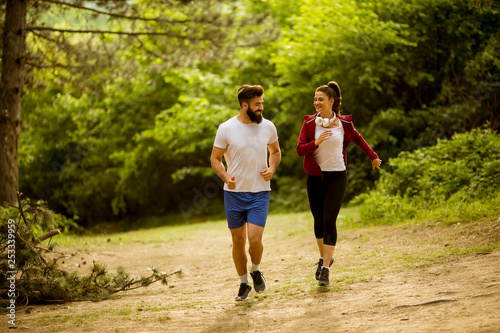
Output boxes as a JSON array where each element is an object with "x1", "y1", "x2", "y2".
[{"x1": 296, "y1": 81, "x2": 382, "y2": 286}]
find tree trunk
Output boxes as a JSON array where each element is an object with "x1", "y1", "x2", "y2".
[{"x1": 0, "y1": 0, "x2": 27, "y2": 205}]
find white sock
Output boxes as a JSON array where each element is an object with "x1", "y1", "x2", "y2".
[
  {"x1": 321, "y1": 266, "x2": 330, "y2": 271},
  {"x1": 239, "y1": 273, "x2": 249, "y2": 284},
  {"x1": 251, "y1": 263, "x2": 260, "y2": 272}
]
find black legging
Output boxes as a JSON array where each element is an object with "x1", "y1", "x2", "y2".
[{"x1": 307, "y1": 170, "x2": 347, "y2": 246}]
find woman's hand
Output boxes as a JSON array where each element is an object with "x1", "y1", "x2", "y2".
[
  {"x1": 372, "y1": 158, "x2": 382, "y2": 170},
  {"x1": 315, "y1": 130, "x2": 332, "y2": 146}
]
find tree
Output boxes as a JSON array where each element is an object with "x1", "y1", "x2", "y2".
[
  {"x1": 0, "y1": 0, "x2": 27, "y2": 206},
  {"x1": 0, "y1": 0, "x2": 244, "y2": 207}
]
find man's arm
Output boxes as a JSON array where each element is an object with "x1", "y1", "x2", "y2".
[
  {"x1": 210, "y1": 146, "x2": 236, "y2": 189},
  {"x1": 260, "y1": 140, "x2": 281, "y2": 181}
]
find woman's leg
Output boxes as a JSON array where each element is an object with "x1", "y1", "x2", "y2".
[
  {"x1": 322, "y1": 171, "x2": 347, "y2": 265},
  {"x1": 307, "y1": 175, "x2": 327, "y2": 254}
]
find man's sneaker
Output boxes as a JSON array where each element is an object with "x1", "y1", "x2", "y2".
[
  {"x1": 250, "y1": 270, "x2": 266, "y2": 293},
  {"x1": 318, "y1": 267, "x2": 330, "y2": 286},
  {"x1": 235, "y1": 283, "x2": 252, "y2": 301},
  {"x1": 315, "y1": 257, "x2": 334, "y2": 280}
]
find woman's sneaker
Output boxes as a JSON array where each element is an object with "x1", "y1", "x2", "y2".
[
  {"x1": 315, "y1": 257, "x2": 334, "y2": 280},
  {"x1": 250, "y1": 270, "x2": 266, "y2": 293},
  {"x1": 318, "y1": 267, "x2": 330, "y2": 286},
  {"x1": 235, "y1": 283, "x2": 252, "y2": 301}
]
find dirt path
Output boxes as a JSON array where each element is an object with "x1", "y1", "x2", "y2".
[{"x1": 4, "y1": 215, "x2": 500, "y2": 332}]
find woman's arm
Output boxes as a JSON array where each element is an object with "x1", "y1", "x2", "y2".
[{"x1": 296, "y1": 121, "x2": 317, "y2": 157}]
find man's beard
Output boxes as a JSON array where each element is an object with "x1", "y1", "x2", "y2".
[{"x1": 247, "y1": 107, "x2": 263, "y2": 124}]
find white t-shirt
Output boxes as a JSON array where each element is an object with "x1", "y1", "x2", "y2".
[
  {"x1": 214, "y1": 116, "x2": 278, "y2": 192},
  {"x1": 314, "y1": 121, "x2": 346, "y2": 171}
]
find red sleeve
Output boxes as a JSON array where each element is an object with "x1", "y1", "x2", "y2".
[{"x1": 296, "y1": 120, "x2": 317, "y2": 157}]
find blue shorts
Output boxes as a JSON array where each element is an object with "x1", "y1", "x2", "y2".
[{"x1": 224, "y1": 191, "x2": 270, "y2": 229}]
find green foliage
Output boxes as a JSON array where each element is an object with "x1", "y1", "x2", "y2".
[
  {"x1": 353, "y1": 128, "x2": 500, "y2": 224},
  {"x1": 110, "y1": 78, "x2": 235, "y2": 218},
  {"x1": 13, "y1": 0, "x2": 500, "y2": 224},
  {"x1": 19, "y1": 71, "x2": 182, "y2": 222},
  {"x1": 270, "y1": 176, "x2": 309, "y2": 213},
  {"x1": 243, "y1": 0, "x2": 500, "y2": 201}
]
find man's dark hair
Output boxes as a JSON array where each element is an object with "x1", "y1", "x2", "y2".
[{"x1": 237, "y1": 85, "x2": 264, "y2": 106}]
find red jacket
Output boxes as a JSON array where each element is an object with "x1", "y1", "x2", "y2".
[{"x1": 296, "y1": 113, "x2": 379, "y2": 176}]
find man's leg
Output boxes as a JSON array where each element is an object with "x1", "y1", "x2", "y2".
[
  {"x1": 230, "y1": 224, "x2": 248, "y2": 276},
  {"x1": 246, "y1": 192, "x2": 269, "y2": 293},
  {"x1": 247, "y1": 222, "x2": 266, "y2": 292},
  {"x1": 247, "y1": 223, "x2": 265, "y2": 266}
]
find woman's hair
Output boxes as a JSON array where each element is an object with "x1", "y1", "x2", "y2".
[
  {"x1": 316, "y1": 81, "x2": 342, "y2": 115},
  {"x1": 237, "y1": 85, "x2": 264, "y2": 106}
]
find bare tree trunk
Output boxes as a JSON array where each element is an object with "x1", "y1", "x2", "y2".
[{"x1": 0, "y1": 0, "x2": 27, "y2": 205}]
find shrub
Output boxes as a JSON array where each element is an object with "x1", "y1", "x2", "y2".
[{"x1": 353, "y1": 128, "x2": 500, "y2": 225}]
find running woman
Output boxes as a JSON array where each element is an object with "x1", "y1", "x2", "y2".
[
  {"x1": 211, "y1": 85, "x2": 281, "y2": 300},
  {"x1": 296, "y1": 81, "x2": 382, "y2": 286}
]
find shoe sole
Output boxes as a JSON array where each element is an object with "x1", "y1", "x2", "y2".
[
  {"x1": 235, "y1": 290, "x2": 253, "y2": 302},
  {"x1": 235, "y1": 289, "x2": 253, "y2": 301},
  {"x1": 318, "y1": 281, "x2": 329, "y2": 286},
  {"x1": 254, "y1": 281, "x2": 266, "y2": 293}
]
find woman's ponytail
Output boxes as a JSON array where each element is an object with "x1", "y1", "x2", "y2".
[{"x1": 328, "y1": 81, "x2": 342, "y2": 116}]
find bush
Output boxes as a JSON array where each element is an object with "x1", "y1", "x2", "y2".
[{"x1": 353, "y1": 127, "x2": 500, "y2": 225}]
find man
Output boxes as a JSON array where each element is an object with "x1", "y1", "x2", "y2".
[{"x1": 211, "y1": 85, "x2": 281, "y2": 300}]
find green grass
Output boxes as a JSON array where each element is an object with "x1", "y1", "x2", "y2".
[
  {"x1": 55, "y1": 218, "x2": 226, "y2": 250},
  {"x1": 39, "y1": 312, "x2": 101, "y2": 327}
]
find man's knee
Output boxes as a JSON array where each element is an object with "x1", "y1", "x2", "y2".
[
  {"x1": 248, "y1": 235, "x2": 263, "y2": 248},
  {"x1": 232, "y1": 235, "x2": 246, "y2": 249}
]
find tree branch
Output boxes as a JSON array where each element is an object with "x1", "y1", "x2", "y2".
[
  {"x1": 35, "y1": 229, "x2": 61, "y2": 244},
  {"x1": 27, "y1": 26, "x2": 203, "y2": 39},
  {"x1": 16, "y1": 192, "x2": 30, "y2": 229},
  {"x1": 39, "y1": 0, "x2": 221, "y2": 26},
  {"x1": 41, "y1": 0, "x2": 164, "y2": 22},
  {"x1": 26, "y1": 61, "x2": 70, "y2": 69}
]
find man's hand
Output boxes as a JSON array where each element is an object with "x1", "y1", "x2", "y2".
[
  {"x1": 260, "y1": 168, "x2": 275, "y2": 181},
  {"x1": 226, "y1": 176, "x2": 236, "y2": 190}
]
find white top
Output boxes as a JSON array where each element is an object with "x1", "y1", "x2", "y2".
[
  {"x1": 214, "y1": 116, "x2": 278, "y2": 192},
  {"x1": 313, "y1": 121, "x2": 346, "y2": 171}
]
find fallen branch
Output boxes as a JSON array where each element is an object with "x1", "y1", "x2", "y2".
[
  {"x1": 471, "y1": 291, "x2": 497, "y2": 298},
  {"x1": 437, "y1": 290, "x2": 459, "y2": 294},
  {"x1": 393, "y1": 299, "x2": 457, "y2": 309},
  {"x1": 341, "y1": 310, "x2": 377, "y2": 315},
  {"x1": 35, "y1": 229, "x2": 61, "y2": 244}
]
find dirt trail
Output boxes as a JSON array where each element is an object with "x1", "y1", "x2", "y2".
[{"x1": 4, "y1": 217, "x2": 500, "y2": 332}]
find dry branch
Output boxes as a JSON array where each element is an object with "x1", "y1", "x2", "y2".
[
  {"x1": 471, "y1": 291, "x2": 497, "y2": 298},
  {"x1": 35, "y1": 229, "x2": 61, "y2": 244},
  {"x1": 393, "y1": 299, "x2": 457, "y2": 309}
]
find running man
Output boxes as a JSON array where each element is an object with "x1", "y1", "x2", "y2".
[{"x1": 211, "y1": 85, "x2": 281, "y2": 300}]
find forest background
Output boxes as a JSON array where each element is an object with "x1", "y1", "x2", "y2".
[{"x1": 1, "y1": 0, "x2": 499, "y2": 229}]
